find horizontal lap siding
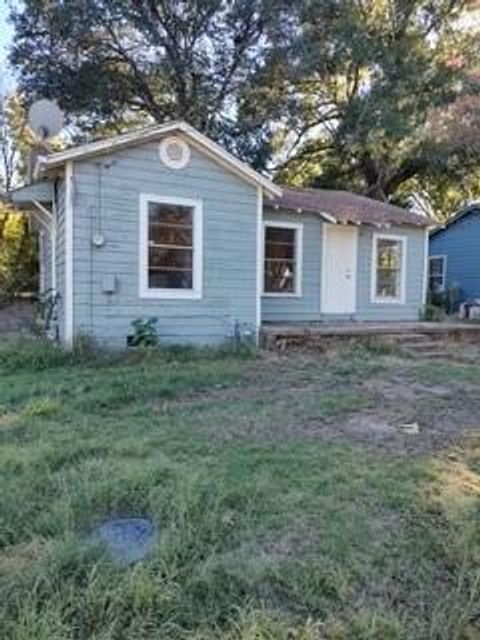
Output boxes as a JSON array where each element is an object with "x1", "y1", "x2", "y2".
[
  {"x1": 356, "y1": 225, "x2": 425, "y2": 321},
  {"x1": 429, "y1": 211, "x2": 480, "y2": 301},
  {"x1": 71, "y1": 142, "x2": 257, "y2": 347},
  {"x1": 261, "y1": 209, "x2": 425, "y2": 322},
  {"x1": 262, "y1": 211, "x2": 323, "y2": 322}
]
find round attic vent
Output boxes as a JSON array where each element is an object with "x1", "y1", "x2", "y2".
[{"x1": 159, "y1": 136, "x2": 190, "y2": 169}]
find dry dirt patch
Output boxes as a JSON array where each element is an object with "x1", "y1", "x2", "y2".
[{"x1": 172, "y1": 351, "x2": 480, "y2": 455}]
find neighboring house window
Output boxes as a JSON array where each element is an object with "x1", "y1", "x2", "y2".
[
  {"x1": 428, "y1": 256, "x2": 446, "y2": 293},
  {"x1": 263, "y1": 222, "x2": 303, "y2": 296},
  {"x1": 372, "y1": 234, "x2": 406, "y2": 304},
  {"x1": 139, "y1": 195, "x2": 203, "y2": 299}
]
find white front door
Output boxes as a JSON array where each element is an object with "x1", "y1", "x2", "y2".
[{"x1": 322, "y1": 225, "x2": 358, "y2": 314}]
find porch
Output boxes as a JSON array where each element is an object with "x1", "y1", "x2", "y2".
[{"x1": 261, "y1": 321, "x2": 480, "y2": 357}]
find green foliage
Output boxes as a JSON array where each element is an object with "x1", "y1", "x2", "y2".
[
  {"x1": 0, "y1": 203, "x2": 37, "y2": 303},
  {"x1": 9, "y1": 1, "x2": 288, "y2": 146},
  {"x1": 428, "y1": 285, "x2": 461, "y2": 315},
  {"x1": 0, "y1": 336, "x2": 101, "y2": 373},
  {"x1": 259, "y1": 0, "x2": 480, "y2": 204},
  {"x1": 1, "y1": 343, "x2": 480, "y2": 638},
  {"x1": 129, "y1": 317, "x2": 159, "y2": 347},
  {"x1": 11, "y1": 0, "x2": 480, "y2": 216},
  {"x1": 420, "y1": 303, "x2": 446, "y2": 322}
]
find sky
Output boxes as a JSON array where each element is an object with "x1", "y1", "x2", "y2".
[{"x1": 0, "y1": 0, "x2": 16, "y2": 92}]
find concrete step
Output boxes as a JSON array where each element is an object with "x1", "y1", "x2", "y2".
[
  {"x1": 404, "y1": 349, "x2": 450, "y2": 360},
  {"x1": 401, "y1": 341, "x2": 441, "y2": 352}
]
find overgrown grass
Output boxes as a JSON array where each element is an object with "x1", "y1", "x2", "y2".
[{"x1": 1, "y1": 339, "x2": 479, "y2": 639}]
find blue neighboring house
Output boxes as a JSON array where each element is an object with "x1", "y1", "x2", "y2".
[
  {"x1": 429, "y1": 204, "x2": 480, "y2": 303},
  {"x1": 11, "y1": 121, "x2": 429, "y2": 347}
]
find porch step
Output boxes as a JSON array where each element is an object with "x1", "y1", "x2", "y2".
[
  {"x1": 261, "y1": 322, "x2": 480, "y2": 356},
  {"x1": 404, "y1": 350, "x2": 450, "y2": 360},
  {"x1": 394, "y1": 333, "x2": 436, "y2": 344},
  {"x1": 401, "y1": 341, "x2": 440, "y2": 352}
]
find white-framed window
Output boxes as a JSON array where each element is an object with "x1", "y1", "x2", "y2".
[
  {"x1": 139, "y1": 194, "x2": 203, "y2": 299},
  {"x1": 428, "y1": 255, "x2": 447, "y2": 293},
  {"x1": 263, "y1": 221, "x2": 303, "y2": 296},
  {"x1": 371, "y1": 233, "x2": 407, "y2": 304}
]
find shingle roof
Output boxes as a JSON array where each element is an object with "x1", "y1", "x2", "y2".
[
  {"x1": 429, "y1": 202, "x2": 480, "y2": 237},
  {"x1": 268, "y1": 187, "x2": 430, "y2": 228}
]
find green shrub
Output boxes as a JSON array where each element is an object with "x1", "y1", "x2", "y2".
[
  {"x1": 128, "y1": 318, "x2": 159, "y2": 347},
  {"x1": 420, "y1": 304, "x2": 445, "y2": 322},
  {"x1": 428, "y1": 286, "x2": 460, "y2": 315}
]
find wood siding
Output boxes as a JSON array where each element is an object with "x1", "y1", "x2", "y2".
[
  {"x1": 429, "y1": 209, "x2": 480, "y2": 301},
  {"x1": 262, "y1": 209, "x2": 426, "y2": 322},
  {"x1": 69, "y1": 141, "x2": 258, "y2": 346}
]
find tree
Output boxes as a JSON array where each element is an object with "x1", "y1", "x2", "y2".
[
  {"x1": 9, "y1": 0, "x2": 289, "y2": 148},
  {"x1": 0, "y1": 95, "x2": 38, "y2": 303},
  {"x1": 0, "y1": 204, "x2": 37, "y2": 304},
  {"x1": 243, "y1": 0, "x2": 480, "y2": 207},
  {"x1": 10, "y1": 0, "x2": 480, "y2": 217}
]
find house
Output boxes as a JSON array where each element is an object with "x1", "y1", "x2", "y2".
[
  {"x1": 429, "y1": 203, "x2": 480, "y2": 303},
  {"x1": 11, "y1": 121, "x2": 430, "y2": 348}
]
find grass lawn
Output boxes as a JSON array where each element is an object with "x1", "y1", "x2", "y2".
[{"x1": 0, "y1": 338, "x2": 479, "y2": 640}]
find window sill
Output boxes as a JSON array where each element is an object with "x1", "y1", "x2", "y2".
[
  {"x1": 262, "y1": 292, "x2": 302, "y2": 298},
  {"x1": 371, "y1": 297, "x2": 405, "y2": 305},
  {"x1": 140, "y1": 289, "x2": 202, "y2": 300}
]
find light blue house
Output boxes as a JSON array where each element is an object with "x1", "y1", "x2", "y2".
[
  {"x1": 429, "y1": 204, "x2": 480, "y2": 303},
  {"x1": 12, "y1": 122, "x2": 429, "y2": 347}
]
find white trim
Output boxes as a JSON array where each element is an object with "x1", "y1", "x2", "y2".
[
  {"x1": 30, "y1": 208, "x2": 51, "y2": 233},
  {"x1": 262, "y1": 220, "x2": 303, "y2": 297},
  {"x1": 38, "y1": 231, "x2": 46, "y2": 293},
  {"x1": 256, "y1": 186, "x2": 263, "y2": 341},
  {"x1": 65, "y1": 161, "x2": 74, "y2": 346},
  {"x1": 51, "y1": 186, "x2": 57, "y2": 294},
  {"x1": 159, "y1": 136, "x2": 191, "y2": 169},
  {"x1": 422, "y1": 227, "x2": 429, "y2": 304},
  {"x1": 37, "y1": 121, "x2": 281, "y2": 198},
  {"x1": 32, "y1": 200, "x2": 56, "y2": 293},
  {"x1": 321, "y1": 224, "x2": 358, "y2": 314},
  {"x1": 139, "y1": 194, "x2": 203, "y2": 300},
  {"x1": 319, "y1": 210, "x2": 338, "y2": 225},
  {"x1": 371, "y1": 233, "x2": 407, "y2": 305},
  {"x1": 428, "y1": 254, "x2": 448, "y2": 294},
  {"x1": 32, "y1": 200, "x2": 53, "y2": 222}
]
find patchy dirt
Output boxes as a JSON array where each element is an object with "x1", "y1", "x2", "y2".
[{"x1": 171, "y1": 349, "x2": 480, "y2": 456}]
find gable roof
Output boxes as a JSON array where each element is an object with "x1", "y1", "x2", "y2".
[
  {"x1": 268, "y1": 187, "x2": 430, "y2": 228},
  {"x1": 36, "y1": 121, "x2": 281, "y2": 198},
  {"x1": 430, "y1": 202, "x2": 480, "y2": 238}
]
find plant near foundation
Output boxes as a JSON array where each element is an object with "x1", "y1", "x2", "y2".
[{"x1": 129, "y1": 317, "x2": 159, "y2": 347}]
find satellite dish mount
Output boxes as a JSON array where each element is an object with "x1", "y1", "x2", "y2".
[{"x1": 28, "y1": 99, "x2": 64, "y2": 141}]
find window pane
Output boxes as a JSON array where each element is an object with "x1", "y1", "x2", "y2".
[
  {"x1": 146, "y1": 201, "x2": 194, "y2": 290},
  {"x1": 149, "y1": 247, "x2": 193, "y2": 269},
  {"x1": 377, "y1": 267, "x2": 400, "y2": 298},
  {"x1": 429, "y1": 275, "x2": 444, "y2": 292},
  {"x1": 377, "y1": 239, "x2": 401, "y2": 270},
  {"x1": 266, "y1": 227, "x2": 295, "y2": 244},
  {"x1": 148, "y1": 203, "x2": 193, "y2": 247},
  {"x1": 376, "y1": 239, "x2": 402, "y2": 299},
  {"x1": 265, "y1": 227, "x2": 295, "y2": 260},
  {"x1": 264, "y1": 259, "x2": 295, "y2": 293},
  {"x1": 149, "y1": 269, "x2": 193, "y2": 289},
  {"x1": 429, "y1": 258, "x2": 444, "y2": 277}
]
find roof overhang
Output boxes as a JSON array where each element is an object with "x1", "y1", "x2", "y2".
[
  {"x1": 9, "y1": 182, "x2": 54, "y2": 209},
  {"x1": 36, "y1": 121, "x2": 282, "y2": 198}
]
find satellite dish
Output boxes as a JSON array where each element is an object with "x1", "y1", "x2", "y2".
[{"x1": 28, "y1": 99, "x2": 64, "y2": 140}]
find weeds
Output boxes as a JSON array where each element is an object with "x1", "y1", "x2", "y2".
[{"x1": 0, "y1": 339, "x2": 479, "y2": 639}]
